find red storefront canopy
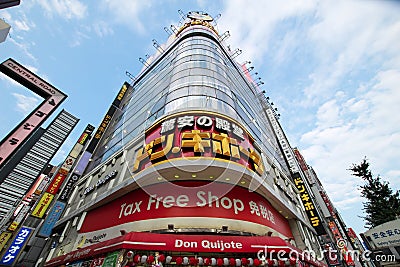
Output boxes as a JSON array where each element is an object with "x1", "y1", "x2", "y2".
[{"x1": 45, "y1": 232, "x2": 327, "y2": 267}]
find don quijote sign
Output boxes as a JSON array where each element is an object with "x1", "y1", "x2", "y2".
[{"x1": 133, "y1": 112, "x2": 265, "y2": 176}]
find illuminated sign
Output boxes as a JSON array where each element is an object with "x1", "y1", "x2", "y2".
[
  {"x1": 83, "y1": 170, "x2": 118, "y2": 196},
  {"x1": 0, "y1": 227, "x2": 32, "y2": 266},
  {"x1": 31, "y1": 192, "x2": 54, "y2": 218},
  {"x1": 80, "y1": 181, "x2": 292, "y2": 239},
  {"x1": 133, "y1": 112, "x2": 265, "y2": 176},
  {"x1": 0, "y1": 58, "x2": 67, "y2": 168},
  {"x1": 46, "y1": 172, "x2": 67, "y2": 195},
  {"x1": 38, "y1": 201, "x2": 66, "y2": 237},
  {"x1": 293, "y1": 173, "x2": 325, "y2": 235}
]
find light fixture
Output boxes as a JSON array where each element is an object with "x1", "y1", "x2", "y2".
[
  {"x1": 191, "y1": 174, "x2": 197, "y2": 178},
  {"x1": 225, "y1": 178, "x2": 230, "y2": 181},
  {"x1": 157, "y1": 177, "x2": 163, "y2": 181},
  {"x1": 174, "y1": 175, "x2": 180, "y2": 178},
  {"x1": 209, "y1": 176, "x2": 214, "y2": 179},
  {"x1": 240, "y1": 181, "x2": 246, "y2": 184}
]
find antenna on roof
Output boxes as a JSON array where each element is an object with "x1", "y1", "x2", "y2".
[
  {"x1": 212, "y1": 13, "x2": 221, "y2": 26},
  {"x1": 170, "y1": 25, "x2": 178, "y2": 34},
  {"x1": 178, "y1": 9, "x2": 186, "y2": 20},
  {"x1": 152, "y1": 39, "x2": 164, "y2": 53},
  {"x1": 164, "y1": 27, "x2": 172, "y2": 36},
  {"x1": 219, "y1": 31, "x2": 230, "y2": 42}
]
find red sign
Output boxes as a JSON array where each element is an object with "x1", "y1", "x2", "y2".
[
  {"x1": 80, "y1": 181, "x2": 292, "y2": 238},
  {"x1": 45, "y1": 232, "x2": 327, "y2": 267},
  {"x1": 46, "y1": 172, "x2": 67, "y2": 195},
  {"x1": 133, "y1": 112, "x2": 265, "y2": 176}
]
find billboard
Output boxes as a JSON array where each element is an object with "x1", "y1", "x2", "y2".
[
  {"x1": 363, "y1": 218, "x2": 400, "y2": 248},
  {"x1": 79, "y1": 181, "x2": 293, "y2": 240},
  {"x1": 31, "y1": 192, "x2": 54, "y2": 218},
  {"x1": 132, "y1": 112, "x2": 265, "y2": 176},
  {"x1": 86, "y1": 82, "x2": 130, "y2": 153},
  {"x1": 292, "y1": 173, "x2": 326, "y2": 235},
  {"x1": 0, "y1": 231, "x2": 13, "y2": 252},
  {"x1": 31, "y1": 124, "x2": 94, "y2": 218},
  {"x1": 0, "y1": 58, "x2": 67, "y2": 169},
  {"x1": 0, "y1": 227, "x2": 32, "y2": 266},
  {"x1": 265, "y1": 110, "x2": 326, "y2": 235},
  {"x1": 38, "y1": 201, "x2": 66, "y2": 237}
]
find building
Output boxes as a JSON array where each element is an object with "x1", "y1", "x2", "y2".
[{"x1": 43, "y1": 11, "x2": 330, "y2": 267}]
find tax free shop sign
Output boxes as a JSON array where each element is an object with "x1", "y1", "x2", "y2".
[{"x1": 79, "y1": 181, "x2": 293, "y2": 238}]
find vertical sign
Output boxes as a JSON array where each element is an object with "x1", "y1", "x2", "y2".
[
  {"x1": 266, "y1": 109, "x2": 326, "y2": 235},
  {"x1": 0, "y1": 226, "x2": 32, "y2": 265},
  {"x1": 0, "y1": 232, "x2": 13, "y2": 252},
  {"x1": 38, "y1": 201, "x2": 66, "y2": 237},
  {"x1": 31, "y1": 124, "x2": 94, "y2": 219},
  {"x1": 86, "y1": 82, "x2": 130, "y2": 153},
  {"x1": 0, "y1": 58, "x2": 67, "y2": 169}
]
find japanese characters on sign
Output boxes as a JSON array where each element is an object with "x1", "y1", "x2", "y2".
[
  {"x1": 86, "y1": 82, "x2": 130, "y2": 154},
  {"x1": 38, "y1": 201, "x2": 66, "y2": 237},
  {"x1": 293, "y1": 173, "x2": 326, "y2": 235},
  {"x1": 266, "y1": 108, "x2": 299, "y2": 174},
  {"x1": 0, "y1": 227, "x2": 32, "y2": 266},
  {"x1": 133, "y1": 112, "x2": 265, "y2": 176},
  {"x1": 0, "y1": 58, "x2": 67, "y2": 169},
  {"x1": 365, "y1": 218, "x2": 400, "y2": 248},
  {"x1": 31, "y1": 192, "x2": 54, "y2": 218},
  {"x1": 79, "y1": 181, "x2": 293, "y2": 239}
]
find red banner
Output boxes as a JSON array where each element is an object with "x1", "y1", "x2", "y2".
[
  {"x1": 45, "y1": 232, "x2": 327, "y2": 267},
  {"x1": 80, "y1": 181, "x2": 292, "y2": 238}
]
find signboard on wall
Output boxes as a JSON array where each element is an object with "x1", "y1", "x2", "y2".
[
  {"x1": 79, "y1": 181, "x2": 293, "y2": 239},
  {"x1": 364, "y1": 218, "x2": 400, "y2": 248},
  {"x1": 0, "y1": 226, "x2": 32, "y2": 266},
  {"x1": 38, "y1": 201, "x2": 66, "y2": 237},
  {"x1": 0, "y1": 58, "x2": 67, "y2": 169},
  {"x1": 132, "y1": 112, "x2": 265, "y2": 176}
]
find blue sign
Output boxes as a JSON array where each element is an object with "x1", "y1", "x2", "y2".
[
  {"x1": 0, "y1": 226, "x2": 32, "y2": 265},
  {"x1": 38, "y1": 201, "x2": 66, "y2": 237}
]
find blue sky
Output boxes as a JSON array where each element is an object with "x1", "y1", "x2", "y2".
[{"x1": 1, "y1": 0, "x2": 399, "y2": 236}]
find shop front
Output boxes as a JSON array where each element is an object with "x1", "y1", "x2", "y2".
[{"x1": 45, "y1": 232, "x2": 327, "y2": 267}]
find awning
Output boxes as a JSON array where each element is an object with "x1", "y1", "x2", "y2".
[{"x1": 45, "y1": 232, "x2": 327, "y2": 267}]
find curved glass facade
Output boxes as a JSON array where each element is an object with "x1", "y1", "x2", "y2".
[{"x1": 89, "y1": 25, "x2": 288, "y2": 177}]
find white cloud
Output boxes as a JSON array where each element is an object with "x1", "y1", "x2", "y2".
[
  {"x1": 93, "y1": 21, "x2": 114, "y2": 38},
  {"x1": 303, "y1": 0, "x2": 400, "y2": 103},
  {"x1": 300, "y1": 68, "x2": 400, "y2": 210},
  {"x1": 218, "y1": 0, "x2": 317, "y2": 66},
  {"x1": 99, "y1": 0, "x2": 153, "y2": 33},
  {"x1": 12, "y1": 93, "x2": 40, "y2": 115},
  {"x1": 36, "y1": 0, "x2": 87, "y2": 20}
]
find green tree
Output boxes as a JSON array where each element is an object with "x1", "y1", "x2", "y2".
[{"x1": 350, "y1": 158, "x2": 400, "y2": 229}]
